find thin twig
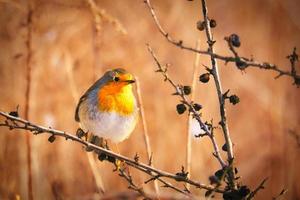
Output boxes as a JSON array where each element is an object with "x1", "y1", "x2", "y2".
[
  {"x1": 136, "y1": 77, "x2": 160, "y2": 197},
  {"x1": 200, "y1": 0, "x2": 236, "y2": 188},
  {"x1": 144, "y1": 0, "x2": 300, "y2": 86},
  {"x1": 0, "y1": 110, "x2": 225, "y2": 194},
  {"x1": 247, "y1": 178, "x2": 268, "y2": 200},
  {"x1": 272, "y1": 188, "x2": 288, "y2": 200},
  {"x1": 117, "y1": 164, "x2": 150, "y2": 199},
  {"x1": 146, "y1": 44, "x2": 226, "y2": 168},
  {"x1": 201, "y1": 0, "x2": 233, "y2": 164}
]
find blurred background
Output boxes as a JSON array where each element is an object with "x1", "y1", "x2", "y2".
[{"x1": 0, "y1": 0, "x2": 300, "y2": 199}]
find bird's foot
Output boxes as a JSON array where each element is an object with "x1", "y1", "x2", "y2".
[
  {"x1": 85, "y1": 135, "x2": 103, "y2": 152},
  {"x1": 76, "y1": 128, "x2": 87, "y2": 140}
]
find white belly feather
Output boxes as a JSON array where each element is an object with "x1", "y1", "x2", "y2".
[{"x1": 79, "y1": 102, "x2": 138, "y2": 143}]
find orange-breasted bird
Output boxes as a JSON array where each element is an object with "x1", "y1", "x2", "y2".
[{"x1": 75, "y1": 68, "x2": 138, "y2": 143}]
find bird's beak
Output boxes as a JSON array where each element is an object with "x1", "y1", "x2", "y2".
[{"x1": 125, "y1": 79, "x2": 135, "y2": 84}]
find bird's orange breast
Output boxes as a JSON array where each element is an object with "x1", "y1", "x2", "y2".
[{"x1": 97, "y1": 83, "x2": 135, "y2": 116}]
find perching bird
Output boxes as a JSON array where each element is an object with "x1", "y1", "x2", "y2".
[{"x1": 75, "y1": 68, "x2": 138, "y2": 143}]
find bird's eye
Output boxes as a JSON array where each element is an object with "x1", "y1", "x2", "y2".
[{"x1": 113, "y1": 76, "x2": 120, "y2": 82}]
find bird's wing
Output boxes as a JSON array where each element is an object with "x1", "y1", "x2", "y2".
[
  {"x1": 74, "y1": 94, "x2": 87, "y2": 122},
  {"x1": 74, "y1": 73, "x2": 111, "y2": 122}
]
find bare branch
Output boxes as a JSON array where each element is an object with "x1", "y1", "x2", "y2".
[
  {"x1": 117, "y1": 164, "x2": 150, "y2": 199},
  {"x1": 144, "y1": 0, "x2": 300, "y2": 86},
  {"x1": 200, "y1": 0, "x2": 235, "y2": 188},
  {"x1": 0, "y1": 110, "x2": 225, "y2": 195},
  {"x1": 146, "y1": 44, "x2": 226, "y2": 168},
  {"x1": 272, "y1": 188, "x2": 288, "y2": 200},
  {"x1": 247, "y1": 178, "x2": 268, "y2": 200}
]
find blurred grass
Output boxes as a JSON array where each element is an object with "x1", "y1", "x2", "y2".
[{"x1": 0, "y1": 0, "x2": 300, "y2": 199}]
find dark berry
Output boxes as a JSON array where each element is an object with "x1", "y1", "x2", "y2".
[
  {"x1": 209, "y1": 175, "x2": 219, "y2": 184},
  {"x1": 107, "y1": 155, "x2": 116, "y2": 163},
  {"x1": 235, "y1": 59, "x2": 247, "y2": 70},
  {"x1": 214, "y1": 169, "x2": 225, "y2": 179},
  {"x1": 176, "y1": 104, "x2": 186, "y2": 114},
  {"x1": 229, "y1": 34, "x2": 241, "y2": 47},
  {"x1": 183, "y1": 85, "x2": 192, "y2": 95},
  {"x1": 197, "y1": 20, "x2": 205, "y2": 31},
  {"x1": 76, "y1": 128, "x2": 86, "y2": 138},
  {"x1": 222, "y1": 143, "x2": 228, "y2": 152},
  {"x1": 98, "y1": 153, "x2": 107, "y2": 161},
  {"x1": 9, "y1": 111, "x2": 19, "y2": 117},
  {"x1": 199, "y1": 73, "x2": 210, "y2": 83},
  {"x1": 238, "y1": 185, "x2": 250, "y2": 197},
  {"x1": 193, "y1": 103, "x2": 202, "y2": 111},
  {"x1": 209, "y1": 19, "x2": 217, "y2": 28},
  {"x1": 229, "y1": 95, "x2": 240, "y2": 105},
  {"x1": 48, "y1": 135, "x2": 56, "y2": 143}
]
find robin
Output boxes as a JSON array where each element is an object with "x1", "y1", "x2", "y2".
[{"x1": 75, "y1": 68, "x2": 138, "y2": 145}]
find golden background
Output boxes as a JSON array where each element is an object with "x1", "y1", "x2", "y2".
[{"x1": 0, "y1": 0, "x2": 300, "y2": 199}]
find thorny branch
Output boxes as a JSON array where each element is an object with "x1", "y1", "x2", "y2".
[
  {"x1": 200, "y1": 0, "x2": 235, "y2": 189},
  {"x1": 144, "y1": 0, "x2": 300, "y2": 86},
  {"x1": 144, "y1": 0, "x2": 299, "y2": 198},
  {"x1": 0, "y1": 110, "x2": 225, "y2": 196},
  {"x1": 272, "y1": 188, "x2": 288, "y2": 200},
  {"x1": 116, "y1": 164, "x2": 149, "y2": 199},
  {"x1": 246, "y1": 178, "x2": 268, "y2": 200},
  {"x1": 146, "y1": 44, "x2": 226, "y2": 169}
]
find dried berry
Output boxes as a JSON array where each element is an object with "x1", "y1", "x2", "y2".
[
  {"x1": 214, "y1": 169, "x2": 225, "y2": 179},
  {"x1": 229, "y1": 95, "x2": 240, "y2": 105},
  {"x1": 229, "y1": 34, "x2": 241, "y2": 47},
  {"x1": 175, "y1": 167, "x2": 189, "y2": 180},
  {"x1": 196, "y1": 20, "x2": 205, "y2": 31},
  {"x1": 193, "y1": 103, "x2": 202, "y2": 111},
  {"x1": 107, "y1": 155, "x2": 116, "y2": 163},
  {"x1": 9, "y1": 111, "x2": 19, "y2": 117},
  {"x1": 223, "y1": 191, "x2": 240, "y2": 200},
  {"x1": 48, "y1": 135, "x2": 56, "y2": 143},
  {"x1": 199, "y1": 73, "x2": 210, "y2": 83},
  {"x1": 76, "y1": 128, "x2": 86, "y2": 138},
  {"x1": 183, "y1": 85, "x2": 192, "y2": 95},
  {"x1": 209, "y1": 19, "x2": 217, "y2": 28},
  {"x1": 98, "y1": 153, "x2": 107, "y2": 161},
  {"x1": 238, "y1": 185, "x2": 250, "y2": 197},
  {"x1": 209, "y1": 175, "x2": 219, "y2": 184},
  {"x1": 235, "y1": 59, "x2": 247, "y2": 70},
  {"x1": 222, "y1": 143, "x2": 228, "y2": 152},
  {"x1": 85, "y1": 146, "x2": 93, "y2": 152},
  {"x1": 176, "y1": 104, "x2": 186, "y2": 114}
]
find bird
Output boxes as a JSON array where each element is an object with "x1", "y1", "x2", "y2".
[{"x1": 75, "y1": 68, "x2": 138, "y2": 144}]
